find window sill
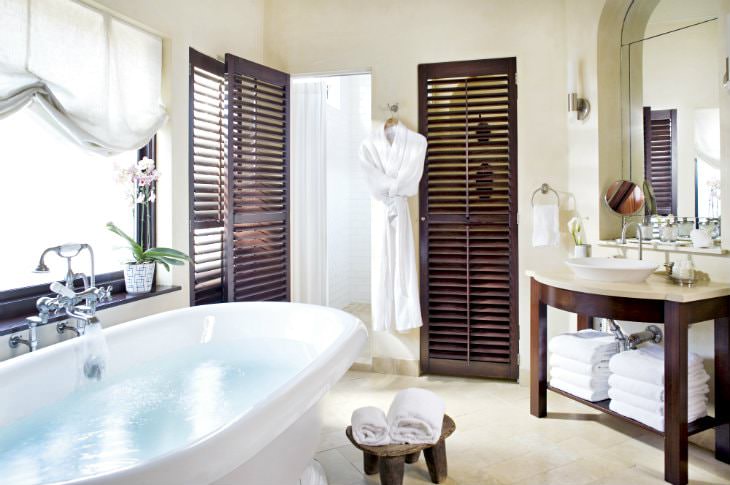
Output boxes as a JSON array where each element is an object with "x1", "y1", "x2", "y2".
[{"x1": 0, "y1": 285, "x2": 181, "y2": 337}]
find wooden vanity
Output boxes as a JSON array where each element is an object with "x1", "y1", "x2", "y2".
[{"x1": 527, "y1": 270, "x2": 730, "y2": 485}]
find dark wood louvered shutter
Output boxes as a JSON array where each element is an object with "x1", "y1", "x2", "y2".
[
  {"x1": 643, "y1": 107, "x2": 677, "y2": 216},
  {"x1": 225, "y1": 55, "x2": 291, "y2": 302},
  {"x1": 189, "y1": 49, "x2": 227, "y2": 305},
  {"x1": 418, "y1": 58, "x2": 519, "y2": 380}
]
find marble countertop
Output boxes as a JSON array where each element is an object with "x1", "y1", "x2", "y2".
[{"x1": 525, "y1": 269, "x2": 730, "y2": 303}]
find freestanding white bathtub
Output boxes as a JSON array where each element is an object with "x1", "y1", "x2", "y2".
[{"x1": 0, "y1": 302, "x2": 367, "y2": 485}]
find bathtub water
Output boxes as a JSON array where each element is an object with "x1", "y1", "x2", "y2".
[
  {"x1": 0, "y1": 339, "x2": 308, "y2": 484},
  {"x1": 0, "y1": 302, "x2": 366, "y2": 485}
]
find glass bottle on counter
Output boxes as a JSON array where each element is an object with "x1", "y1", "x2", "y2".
[
  {"x1": 660, "y1": 215, "x2": 678, "y2": 242},
  {"x1": 677, "y1": 217, "x2": 694, "y2": 238}
]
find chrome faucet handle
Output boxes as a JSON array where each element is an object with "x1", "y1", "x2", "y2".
[
  {"x1": 96, "y1": 285, "x2": 112, "y2": 302},
  {"x1": 50, "y1": 281, "x2": 75, "y2": 299}
]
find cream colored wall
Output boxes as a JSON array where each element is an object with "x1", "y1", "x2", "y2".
[{"x1": 264, "y1": 0, "x2": 575, "y2": 367}]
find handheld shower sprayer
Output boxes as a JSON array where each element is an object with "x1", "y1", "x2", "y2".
[{"x1": 33, "y1": 244, "x2": 96, "y2": 290}]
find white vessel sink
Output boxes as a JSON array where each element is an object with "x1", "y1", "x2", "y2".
[{"x1": 565, "y1": 257, "x2": 658, "y2": 283}]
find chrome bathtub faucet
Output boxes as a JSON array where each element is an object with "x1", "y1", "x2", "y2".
[{"x1": 8, "y1": 244, "x2": 112, "y2": 352}]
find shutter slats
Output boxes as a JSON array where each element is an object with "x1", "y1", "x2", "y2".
[
  {"x1": 419, "y1": 58, "x2": 518, "y2": 379},
  {"x1": 643, "y1": 107, "x2": 677, "y2": 216},
  {"x1": 189, "y1": 50, "x2": 291, "y2": 306},
  {"x1": 189, "y1": 50, "x2": 227, "y2": 305},
  {"x1": 226, "y1": 53, "x2": 290, "y2": 303}
]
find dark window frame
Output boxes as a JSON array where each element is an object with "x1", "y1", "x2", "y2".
[{"x1": 0, "y1": 137, "x2": 157, "y2": 322}]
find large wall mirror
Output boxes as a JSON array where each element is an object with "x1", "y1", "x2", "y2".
[{"x1": 621, "y1": 0, "x2": 723, "y2": 244}]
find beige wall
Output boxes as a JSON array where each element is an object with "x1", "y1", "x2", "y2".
[{"x1": 264, "y1": 0, "x2": 577, "y2": 366}]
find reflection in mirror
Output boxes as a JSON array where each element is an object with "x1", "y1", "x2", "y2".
[
  {"x1": 621, "y1": 0, "x2": 721, "y2": 243},
  {"x1": 605, "y1": 180, "x2": 645, "y2": 216}
]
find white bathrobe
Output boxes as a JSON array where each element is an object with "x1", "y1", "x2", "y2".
[{"x1": 359, "y1": 121, "x2": 427, "y2": 332}]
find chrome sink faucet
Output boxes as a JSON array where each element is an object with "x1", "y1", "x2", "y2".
[{"x1": 620, "y1": 221, "x2": 644, "y2": 260}]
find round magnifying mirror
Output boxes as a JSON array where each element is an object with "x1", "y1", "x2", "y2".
[{"x1": 604, "y1": 180, "x2": 645, "y2": 216}]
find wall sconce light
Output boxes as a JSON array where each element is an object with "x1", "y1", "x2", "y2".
[{"x1": 567, "y1": 61, "x2": 590, "y2": 121}]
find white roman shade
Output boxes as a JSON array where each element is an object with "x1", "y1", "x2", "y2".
[{"x1": 0, "y1": 0, "x2": 166, "y2": 154}]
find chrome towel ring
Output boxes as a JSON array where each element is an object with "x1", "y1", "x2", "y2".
[{"x1": 530, "y1": 183, "x2": 560, "y2": 207}]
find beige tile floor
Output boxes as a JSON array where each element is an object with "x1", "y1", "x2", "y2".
[{"x1": 315, "y1": 371, "x2": 730, "y2": 485}]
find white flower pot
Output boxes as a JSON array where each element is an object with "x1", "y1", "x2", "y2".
[
  {"x1": 574, "y1": 244, "x2": 591, "y2": 258},
  {"x1": 124, "y1": 262, "x2": 155, "y2": 294}
]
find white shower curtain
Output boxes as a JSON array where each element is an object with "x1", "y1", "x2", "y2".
[{"x1": 291, "y1": 80, "x2": 328, "y2": 305}]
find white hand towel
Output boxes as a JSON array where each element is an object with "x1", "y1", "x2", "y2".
[
  {"x1": 532, "y1": 203, "x2": 559, "y2": 247},
  {"x1": 609, "y1": 399, "x2": 708, "y2": 432},
  {"x1": 608, "y1": 373, "x2": 710, "y2": 402},
  {"x1": 549, "y1": 330, "x2": 620, "y2": 364},
  {"x1": 608, "y1": 388, "x2": 708, "y2": 417},
  {"x1": 387, "y1": 388, "x2": 445, "y2": 445},
  {"x1": 550, "y1": 354, "x2": 609, "y2": 376},
  {"x1": 550, "y1": 367, "x2": 610, "y2": 390},
  {"x1": 608, "y1": 344, "x2": 705, "y2": 386},
  {"x1": 550, "y1": 378, "x2": 609, "y2": 402},
  {"x1": 351, "y1": 406, "x2": 390, "y2": 446}
]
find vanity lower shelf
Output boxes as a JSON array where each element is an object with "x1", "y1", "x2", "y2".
[{"x1": 547, "y1": 385, "x2": 720, "y2": 436}]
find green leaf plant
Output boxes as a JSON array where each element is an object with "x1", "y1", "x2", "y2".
[{"x1": 106, "y1": 222, "x2": 190, "y2": 272}]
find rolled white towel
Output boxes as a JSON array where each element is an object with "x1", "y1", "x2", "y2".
[
  {"x1": 609, "y1": 399, "x2": 708, "y2": 432},
  {"x1": 608, "y1": 387, "x2": 708, "y2": 417},
  {"x1": 351, "y1": 406, "x2": 390, "y2": 446},
  {"x1": 550, "y1": 378, "x2": 608, "y2": 402},
  {"x1": 549, "y1": 330, "x2": 620, "y2": 364},
  {"x1": 608, "y1": 373, "x2": 710, "y2": 402},
  {"x1": 550, "y1": 353, "x2": 609, "y2": 376},
  {"x1": 550, "y1": 367, "x2": 610, "y2": 390},
  {"x1": 608, "y1": 344, "x2": 705, "y2": 386},
  {"x1": 387, "y1": 388, "x2": 445, "y2": 445}
]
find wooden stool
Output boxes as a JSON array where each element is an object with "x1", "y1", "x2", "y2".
[{"x1": 345, "y1": 415, "x2": 455, "y2": 485}]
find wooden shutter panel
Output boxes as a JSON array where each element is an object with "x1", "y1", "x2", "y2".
[
  {"x1": 643, "y1": 107, "x2": 677, "y2": 216},
  {"x1": 225, "y1": 55, "x2": 290, "y2": 302},
  {"x1": 189, "y1": 49, "x2": 227, "y2": 305},
  {"x1": 418, "y1": 58, "x2": 519, "y2": 380}
]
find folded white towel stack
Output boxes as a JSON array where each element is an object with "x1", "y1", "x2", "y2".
[
  {"x1": 549, "y1": 330, "x2": 619, "y2": 402},
  {"x1": 387, "y1": 388, "x2": 445, "y2": 445},
  {"x1": 608, "y1": 343, "x2": 710, "y2": 432},
  {"x1": 351, "y1": 406, "x2": 390, "y2": 446}
]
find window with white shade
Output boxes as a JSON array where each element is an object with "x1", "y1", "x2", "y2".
[
  {"x1": 0, "y1": 0, "x2": 165, "y2": 316},
  {"x1": 0, "y1": 108, "x2": 141, "y2": 291}
]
